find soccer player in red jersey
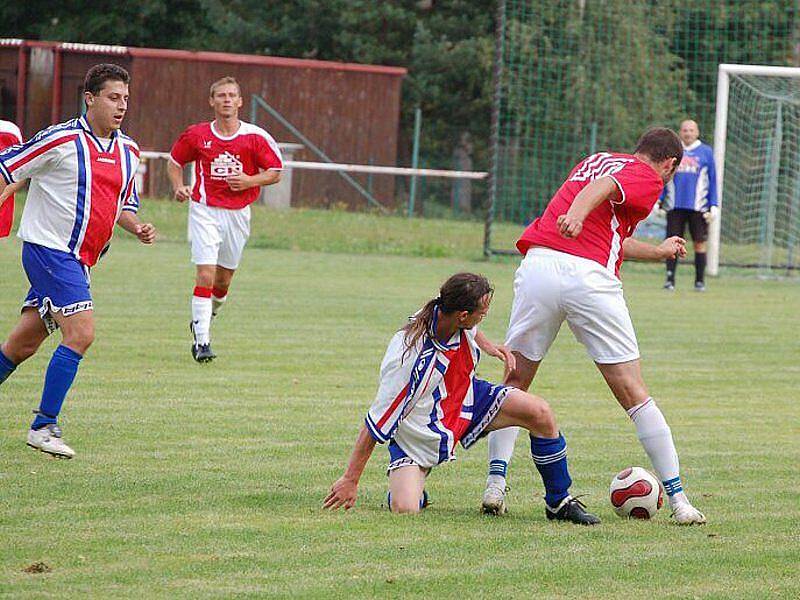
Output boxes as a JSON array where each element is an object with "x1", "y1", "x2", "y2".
[
  {"x1": 0, "y1": 119, "x2": 23, "y2": 238},
  {"x1": 482, "y1": 128, "x2": 707, "y2": 524},
  {"x1": 167, "y1": 77, "x2": 283, "y2": 363}
]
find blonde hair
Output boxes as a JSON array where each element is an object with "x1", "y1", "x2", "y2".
[{"x1": 209, "y1": 76, "x2": 241, "y2": 98}]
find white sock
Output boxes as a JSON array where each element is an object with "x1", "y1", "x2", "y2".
[
  {"x1": 486, "y1": 427, "x2": 520, "y2": 486},
  {"x1": 627, "y1": 398, "x2": 687, "y2": 507},
  {"x1": 212, "y1": 293, "x2": 227, "y2": 316},
  {"x1": 191, "y1": 295, "x2": 212, "y2": 345}
]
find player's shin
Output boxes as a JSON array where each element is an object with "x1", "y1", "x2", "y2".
[
  {"x1": 627, "y1": 398, "x2": 687, "y2": 507},
  {"x1": 192, "y1": 286, "x2": 213, "y2": 344},
  {"x1": 486, "y1": 427, "x2": 519, "y2": 488},
  {"x1": 31, "y1": 345, "x2": 82, "y2": 429},
  {"x1": 0, "y1": 347, "x2": 16, "y2": 385},
  {"x1": 211, "y1": 287, "x2": 227, "y2": 317},
  {"x1": 530, "y1": 432, "x2": 572, "y2": 508}
]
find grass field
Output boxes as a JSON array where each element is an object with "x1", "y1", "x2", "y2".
[{"x1": 1, "y1": 201, "x2": 798, "y2": 598}]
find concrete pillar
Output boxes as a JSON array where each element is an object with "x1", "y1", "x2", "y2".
[{"x1": 260, "y1": 143, "x2": 303, "y2": 208}]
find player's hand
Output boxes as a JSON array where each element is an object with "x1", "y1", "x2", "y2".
[
  {"x1": 225, "y1": 174, "x2": 254, "y2": 191},
  {"x1": 490, "y1": 344, "x2": 516, "y2": 380},
  {"x1": 173, "y1": 185, "x2": 192, "y2": 202},
  {"x1": 323, "y1": 476, "x2": 358, "y2": 511},
  {"x1": 135, "y1": 223, "x2": 156, "y2": 244},
  {"x1": 557, "y1": 213, "x2": 583, "y2": 238},
  {"x1": 657, "y1": 236, "x2": 686, "y2": 260},
  {"x1": 703, "y1": 205, "x2": 719, "y2": 223}
]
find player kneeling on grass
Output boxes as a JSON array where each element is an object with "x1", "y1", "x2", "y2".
[{"x1": 324, "y1": 273, "x2": 599, "y2": 524}]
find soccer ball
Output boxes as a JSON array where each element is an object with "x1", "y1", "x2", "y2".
[{"x1": 609, "y1": 466, "x2": 663, "y2": 519}]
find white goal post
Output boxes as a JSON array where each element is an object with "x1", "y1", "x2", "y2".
[{"x1": 709, "y1": 63, "x2": 800, "y2": 276}]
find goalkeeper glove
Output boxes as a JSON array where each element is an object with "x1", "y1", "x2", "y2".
[{"x1": 703, "y1": 205, "x2": 719, "y2": 223}]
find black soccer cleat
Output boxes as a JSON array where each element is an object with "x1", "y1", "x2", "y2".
[
  {"x1": 193, "y1": 343, "x2": 217, "y2": 363},
  {"x1": 545, "y1": 495, "x2": 601, "y2": 526}
]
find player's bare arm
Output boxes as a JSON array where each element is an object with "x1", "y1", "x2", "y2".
[
  {"x1": 324, "y1": 425, "x2": 377, "y2": 510},
  {"x1": 622, "y1": 236, "x2": 686, "y2": 261},
  {"x1": 118, "y1": 211, "x2": 157, "y2": 244},
  {"x1": 225, "y1": 169, "x2": 281, "y2": 192},
  {"x1": 167, "y1": 160, "x2": 192, "y2": 202},
  {"x1": 474, "y1": 329, "x2": 516, "y2": 378},
  {"x1": 0, "y1": 180, "x2": 25, "y2": 207},
  {"x1": 557, "y1": 176, "x2": 620, "y2": 238}
]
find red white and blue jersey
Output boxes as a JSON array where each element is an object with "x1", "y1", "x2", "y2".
[
  {"x1": 517, "y1": 152, "x2": 664, "y2": 277},
  {"x1": 365, "y1": 320, "x2": 487, "y2": 468},
  {"x1": 0, "y1": 116, "x2": 140, "y2": 267},
  {"x1": 0, "y1": 119, "x2": 23, "y2": 238},
  {"x1": 661, "y1": 140, "x2": 717, "y2": 212}
]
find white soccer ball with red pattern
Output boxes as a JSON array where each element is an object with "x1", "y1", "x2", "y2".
[{"x1": 609, "y1": 466, "x2": 663, "y2": 519}]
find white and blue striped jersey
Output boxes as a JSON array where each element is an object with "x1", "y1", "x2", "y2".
[
  {"x1": 0, "y1": 116, "x2": 140, "y2": 266},
  {"x1": 661, "y1": 140, "x2": 718, "y2": 212}
]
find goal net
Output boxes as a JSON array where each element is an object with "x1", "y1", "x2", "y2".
[{"x1": 710, "y1": 65, "x2": 800, "y2": 277}]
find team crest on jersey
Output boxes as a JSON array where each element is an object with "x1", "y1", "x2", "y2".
[
  {"x1": 203, "y1": 140, "x2": 212, "y2": 148},
  {"x1": 210, "y1": 151, "x2": 243, "y2": 178},
  {"x1": 677, "y1": 155, "x2": 699, "y2": 173}
]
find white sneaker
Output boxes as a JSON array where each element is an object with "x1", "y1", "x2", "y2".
[
  {"x1": 671, "y1": 501, "x2": 706, "y2": 525},
  {"x1": 27, "y1": 425, "x2": 75, "y2": 459},
  {"x1": 481, "y1": 483, "x2": 509, "y2": 515}
]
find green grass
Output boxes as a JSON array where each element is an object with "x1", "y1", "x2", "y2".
[{"x1": 1, "y1": 202, "x2": 798, "y2": 598}]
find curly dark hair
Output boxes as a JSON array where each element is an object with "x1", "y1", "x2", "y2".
[{"x1": 84, "y1": 63, "x2": 130, "y2": 96}]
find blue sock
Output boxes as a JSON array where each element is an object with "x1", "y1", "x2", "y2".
[
  {"x1": 0, "y1": 348, "x2": 16, "y2": 385},
  {"x1": 530, "y1": 433, "x2": 572, "y2": 508},
  {"x1": 488, "y1": 459, "x2": 508, "y2": 478},
  {"x1": 31, "y1": 345, "x2": 83, "y2": 430}
]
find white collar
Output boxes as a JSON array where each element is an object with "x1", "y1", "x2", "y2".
[
  {"x1": 683, "y1": 140, "x2": 702, "y2": 151},
  {"x1": 211, "y1": 120, "x2": 242, "y2": 140}
]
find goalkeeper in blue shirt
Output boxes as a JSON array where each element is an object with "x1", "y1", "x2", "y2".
[{"x1": 659, "y1": 119, "x2": 718, "y2": 291}]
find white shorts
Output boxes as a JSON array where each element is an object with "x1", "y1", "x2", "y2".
[
  {"x1": 505, "y1": 248, "x2": 640, "y2": 364},
  {"x1": 188, "y1": 201, "x2": 251, "y2": 270}
]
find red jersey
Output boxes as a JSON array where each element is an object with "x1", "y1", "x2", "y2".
[
  {"x1": 169, "y1": 120, "x2": 283, "y2": 210},
  {"x1": 517, "y1": 152, "x2": 664, "y2": 277},
  {"x1": 0, "y1": 120, "x2": 23, "y2": 238}
]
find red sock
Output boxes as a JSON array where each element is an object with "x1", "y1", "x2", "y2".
[
  {"x1": 212, "y1": 286, "x2": 228, "y2": 299},
  {"x1": 193, "y1": 286, "x2": 212, "y2": 298}
]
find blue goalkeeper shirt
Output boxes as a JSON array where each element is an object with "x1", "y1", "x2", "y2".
[{"x1": 661, "y1": 140, "x2": 718, "y2": 212}]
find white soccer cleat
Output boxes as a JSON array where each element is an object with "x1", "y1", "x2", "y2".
[
  {"x1": 671, "y1": 501, "x2": 706, "y2": 525},
  {"x1": 27, "y1": 425, "x2": 75, "y2": 459},
  {"x1": 481, "y1": 483, "x2": 509, "y2": 515}
]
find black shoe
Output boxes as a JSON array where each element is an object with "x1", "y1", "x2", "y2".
[
  {"x1": 193, "y1": 343, "x2": 216, "y2": 363},
  {"x1": 663, "y1": 280, "x2": 675, "y2": 291},
  {"x1": 545, "y1": 495, "x2": 601, "y2": 525},
  {"x1": 694, "y1": 281, "x2": 706, "y2": 292}
]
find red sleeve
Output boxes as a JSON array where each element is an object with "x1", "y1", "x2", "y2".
[
  {"x1": 170, "y1": 127, "x2": 198, "y2": 166},
  {"x1": 608, "y1": 162, "x2": 664, "y2": 210},
  {"x1": 254, "y1": 134, "x2": 283, "y2": 171},
  {"x1": 0, "y1": 132, "x2": 22, "y2": 150}
]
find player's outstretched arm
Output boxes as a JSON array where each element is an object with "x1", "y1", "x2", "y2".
[
  {"x1": 167, "y1": 160, "x2": 192, "y2": 202},
  {"x1": 118, "y1": 211, "x2": 157, "y2": 244},
  {"x1": 557, "y1": 176, "x2": 620, "y2": 238},
  {"x1": 225, "y1": 169, "x2": 281, "y2": 192},
  {"x1": 323, "y1": 424, "x2": 377, "y2": 511},
  {"x1": 622, "y1": 236, "x2": 686, "y2": 261}
]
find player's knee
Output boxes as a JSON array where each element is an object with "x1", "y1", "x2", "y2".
[
  {"x1": 390, "y1": 500, "x2": 421, "y2": 515},
  {"x1": 521, "y1": 394, "x2": 558, "y2": 437},
  {"x1": 63, "y1": 323, "x2": 94, "y2": 354}
]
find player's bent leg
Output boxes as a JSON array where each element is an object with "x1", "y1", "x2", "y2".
[
  {"x1": 26, "y1": 309, "x2": 93, "y2": 459},
  {"x1": 387, "y1": 465, "x2": 428, "y2": 514},
  {"x1": 596, "y1": 360, "x2": 706, "y2": 524},
  {"x1": 211, "y1": 266, "x2": 235, "y2": 318},
  {"x1": 483, "y1": 352, "x2": 542, "y2": 514},
  {"x1": 486, "y1": 390, "x2": 600, "y2": 525},
  {"x1": 0, "y1": 309, "x2": 50, "y2": 381}
]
